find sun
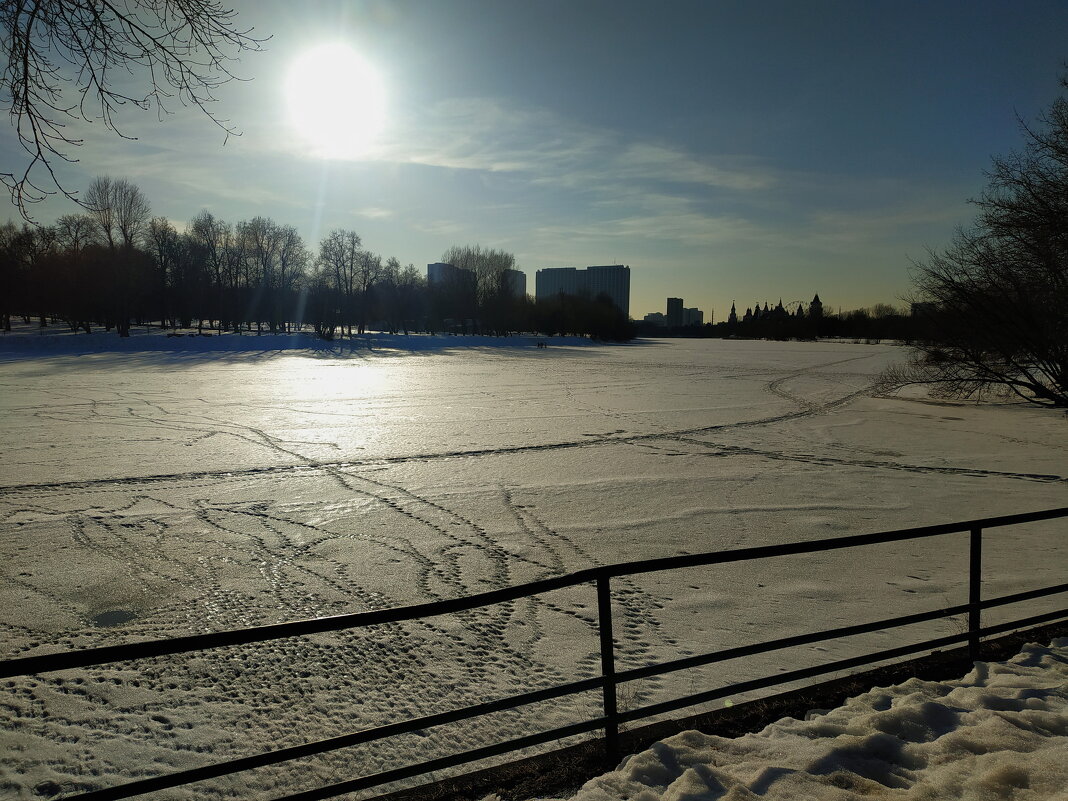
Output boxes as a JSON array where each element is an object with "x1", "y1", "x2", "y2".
[{"x1": 285, "y1": 44, "x2": 386, "y2": 159}]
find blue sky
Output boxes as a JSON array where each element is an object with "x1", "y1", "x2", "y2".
[{"x1": 4, "y1": 0, "x2": 1068, "y2": 318}]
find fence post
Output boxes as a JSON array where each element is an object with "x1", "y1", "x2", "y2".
[
  {"x1": 597, "y1": 574, "x2": 620, "y2": 765},
  {"x1": 968, "y1": 526, "x2": 982, "y2": 660}
]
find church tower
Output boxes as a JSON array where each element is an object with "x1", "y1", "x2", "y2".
[{"x1": 809, "y1": 293, "x2": 824, "y2": 318}]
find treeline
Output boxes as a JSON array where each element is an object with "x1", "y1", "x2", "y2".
[
  {"x1": 0, "y1": 176, "x2": 634, "y2": 341},
  {"x1": 721, "y1": 304, "x2": 916, "y2": 341},
  {"x1": 635, "y1": 304, "x2": 917, "y2": 342}
]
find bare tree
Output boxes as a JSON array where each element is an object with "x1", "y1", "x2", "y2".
[
  {"x1": 395, "y1": 262, "x2": 425, "y2": 334},
  {"x1": 241, "y1": 216, "x2": 279, "y2": 285},
  {"x1": 82, "y1": 176, "x2": 150, "y2": 335},
  {"x1": 378, "y1": 256, "x2": 402, "y2": 334},
  {"x1": 113, "y1": 180, "x2": 152, "y2": 249},
  {"x1": 0, "y1": 219, "x2": 55, "y2": 328},
  {"x1": 318, "y1": 229, "x2": 362, "y2": 336},
  {"x1": 146, "y1": 216, "x2": 180, "y2": 327},
  {"x1": 274, "y1": 224, "x2": 307, "y2": 332},
  {"x1": 84, "y1": 176, "x2": 150, "y2": 250},
  {"x1": 0, "y1": 1, "x2": 265, "y2": 218},
  {"x1": 53, "y1": 212, "x2": 97, "y2": 254},
  {"x1": 353, "y1": 249, "x2": 383, "y2": 334},
  {"x1": 189, "y1": 209, "x2": 226, "y2": 330},
  {"x1": 83, "y1": 176, "x2": 116, "y2": 249},
  {"x1": 440, "y1": 244, "x2": 516, "y2": 334},
  {"x1": 441, "y1": 244, "x2": 515, "y2": 305},
  {"x1": 894, "y1": 76, "x2": 1068, "y2": 408}
]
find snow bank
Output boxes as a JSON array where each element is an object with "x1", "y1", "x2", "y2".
[{"x1": 547, "y1": 639, "x2": 1068, "y2": 801}]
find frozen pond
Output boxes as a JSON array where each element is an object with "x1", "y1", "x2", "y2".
[{"x1": 0, "y1": 337, "x2": 1065, "y2": 798}]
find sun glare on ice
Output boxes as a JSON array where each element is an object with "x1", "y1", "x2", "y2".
[{"x1": 285, "y1": 43, "x2": 386, "y2": 159}]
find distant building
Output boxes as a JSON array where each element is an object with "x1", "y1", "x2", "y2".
[
  {"x1": 535, "y1": 265, "x2": 630, "y2": 316},
  {"x1": 586, "y1": 265, "x2": 631, "y2": 317},
  {"x1": 664, "y1": 297, "x2": 704, "y2": 327},
  {"x1": 643, "y1": 312, "x2": 667, "y2": 326},
  {"x1": 427, "y1": 262, "x2": 466, "y2": 284},
  {"x1": 733, "y1": 294, "x2": 823, "y2": 324},
  {"x1": 503, "y1": 268, "x2": 527, "y2": 298},
  {"x1": 666, "y1": 297, "x2": 684, "y2": 327},
  {"x1": 536, "y1": 267, "x2": 581, "y2": 299},
  {"x1": 809, "y1": 293, "x2": 824, "y2": 318}
]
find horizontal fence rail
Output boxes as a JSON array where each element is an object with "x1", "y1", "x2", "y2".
[{"x1": 2, "y1": 506, "x2": 1066, "y2": 801}]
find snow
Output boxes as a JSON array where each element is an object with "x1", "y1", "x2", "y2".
[
  {"x1": 537, "y1": 638, "x2": 1068, "y2": 801},
  {"x1": 0, "y1": 329, "x2": 1065, "y2": 798}
]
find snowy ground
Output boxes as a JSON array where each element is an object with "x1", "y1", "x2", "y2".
[
  {"x1": 536, "y1": 638, "x2": 1068, "y2": 801},
  {"x1": 0, "y1": 330, "x2": 1065, "y2": 799}
]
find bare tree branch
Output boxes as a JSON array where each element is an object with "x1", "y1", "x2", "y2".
[
  {"x1": 0, "y1": 0, "x2": 266, "y2": 220},
  {"x1": 898, "y1": 78, "x2": 1068, "y2": 408}
]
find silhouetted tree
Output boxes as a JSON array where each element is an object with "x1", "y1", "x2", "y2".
[
  {"x1": 0, "y1": 219, "x2": 55, "y2": 329},
  {"x1": 54, "y1": 213, "x2": 98, "y2": 254},
  {"x1": 377, "y1": 256, "x2": 403, "y2": 333},
  {"x1": 306, "y1": 264, "x2": 338, "y2": 340},
  {"x1": 318, "y1": 229, "x2": 362, "y2": 337},
  {"x1": 533, "y1": 292, "x2": 633, "y2": 341},
  {"x1": 896, "y1": 77, "x2": 1068, "y2": 407},
  {"x1": 394, "y1": 263, "x2": 426, "y2": 334},
  {"x1": 439, "y1": 244, "x2": 517, "y2": 334},
  {"x1": 83, "y1": 176, "x2": 151, "y2": 335},
  {"x1": 146, "y1": 217, "x2": 181, "y2": 329},
  {"x1": 239, "y1": 216, "x2": 281, "y2": 332},
  {"x1": 370, "y1": 259, "x2": 428, "y2": 335},
  {"x1": 352, "y1": 249, "x2": 381, "y2": 334},
  {"x1": 273, "y1": 224, "x2": 308, "y2": 333},
  {"x1": 189, "y1": 210, "x2": 224, "y2": 330}
]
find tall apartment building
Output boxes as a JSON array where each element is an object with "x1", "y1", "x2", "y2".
[
  {"x1": 666, "y1": 297, "x2": 684, "y2": 327},
  {"x1": 503, "y1": 268, "x2": 527, "y2": 298},
  {"x1": 665, "y1": 296, "x2": 705, "y2": 327},
  {"x1": 535, "y1": 265, "x2": 630, "y2": 317},
  {"x1": 427, "y1": 262, "x2": 465, "y2": 284},
  {"x1": 535, "y1": 267, "x2": 581, "y2": 299}
]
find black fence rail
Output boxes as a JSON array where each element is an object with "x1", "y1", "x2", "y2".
[{"x1": 2, "y1": 507, "x2": 1066, "y2": 801}]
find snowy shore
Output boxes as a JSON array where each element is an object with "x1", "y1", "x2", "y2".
[{"x1": 0, "y1": 324, "x2": 595, "y2": 355}]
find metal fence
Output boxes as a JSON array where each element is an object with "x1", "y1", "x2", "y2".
[{"x1": 2, "y1": 507, "x2": 1066, "y2": 801}]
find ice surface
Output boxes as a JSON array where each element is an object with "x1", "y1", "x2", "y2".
[
  {"x1": 539, "y1": 638, "x2": 1068, "y2": 801},
  {"x1": 0, "y1": 332, "x2": 1065, "y2": 798}
]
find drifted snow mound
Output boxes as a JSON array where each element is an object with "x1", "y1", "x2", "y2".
[{"x1": 551, "y1": 639, "x2": 1068, "y2": 801}]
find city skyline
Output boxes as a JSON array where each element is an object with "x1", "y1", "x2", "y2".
[{"x1": 3, "y1": 1, "x2": 1068, "y2": 318}]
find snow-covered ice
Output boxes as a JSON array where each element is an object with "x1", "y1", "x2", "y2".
[
  {"x1": 0, "y1": 331, "x2": 1065, "y2": 798},
  {"x1": 537, "y1": 638, "x2": 1068, "y2": 801}
]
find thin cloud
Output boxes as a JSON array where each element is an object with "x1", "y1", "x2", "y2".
[
  {"x1": 371, "y1": 97, "x2": 775, "y2": 194},
  {"x1": 354, "y1": 206, "x2": 394, "y2": 219},
  {"x1": 411, "y1": 218, "x2": 466, "y2": 236}
]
